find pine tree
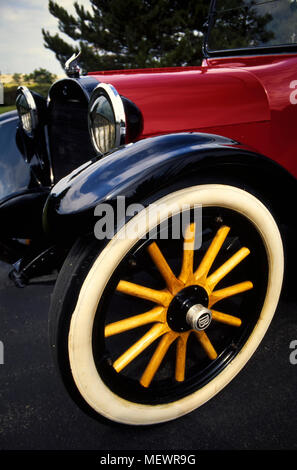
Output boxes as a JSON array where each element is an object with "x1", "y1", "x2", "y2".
[
  {"x1": 42, "y1": 0, "x2": 210, "y2": 72},
  {"x1": 42, "y1": 0, "x2": 279, "y2": 74}
]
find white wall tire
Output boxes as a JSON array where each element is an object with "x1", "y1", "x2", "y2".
[{"x1": 57, "y1": 184, "x2": 283, "y2": 425}]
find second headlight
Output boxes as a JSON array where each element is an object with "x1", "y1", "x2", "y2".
[
  {"x1": 16, "y1": 86, "x2": 38, "y2": 137},
  {"x1": 88, "y1": 83, "x2": 126, "y2": 155}
]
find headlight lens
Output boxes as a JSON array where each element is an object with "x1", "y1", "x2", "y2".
[
  {"x1": 90, "y1": 95, "x2": 116, "y2": 154},
  {"x1": 88, "y1": 83, "x2": 126, "y2": 155},
  {"x1": 16, "y1": 86, "x2": 38, "y2": 137}
]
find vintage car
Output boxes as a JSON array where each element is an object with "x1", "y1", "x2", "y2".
[{"x1": 0, "y1": 0, "x2": 296, "y2": 425}]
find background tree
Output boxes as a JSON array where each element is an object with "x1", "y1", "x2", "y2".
[
  {"x1": 262, "y1": 0, "x2": 297, "y2": 45},
  {"x1": 42, "y1": 0, "x2": 210, "y2": 72},
  {"x1": 42, "y1": 0, "x2": 281, "y2": 73},
  {"x1": 24, "y1": 68, "x2": 57, "y2": 84},
  {"x1": 12, "y1": 73, "x2": 22, "y2": 84},
  {"x1": 208, "y1": 0, "x2": 297, "y2": 51}
]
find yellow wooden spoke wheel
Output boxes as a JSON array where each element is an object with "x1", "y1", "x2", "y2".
[
  {"x1": 105, "y1": 222, "x2": 252, "y2": 388},
  {"x1": 50, "y1": 185, "x2": 284, "y2": 425}
]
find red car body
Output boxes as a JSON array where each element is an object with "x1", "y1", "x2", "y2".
[{"x1": 89, "y1": 53, "x2": 297, "y2": 179}]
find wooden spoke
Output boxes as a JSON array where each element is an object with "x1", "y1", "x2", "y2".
[
  {"x1": 194, "y1": 226, "x2": 230, "y2": 282},
  {"x1": 206, "y1": 247, "x2": 250, "y2": 291},
  {"x1": 194, "y1": 330, "x2": 218, "y2": 360},
  {"x1": 209, "y1": 281, "x2": 253, "y2": 307},
  {"x1": 116, "y1": 280, "x2": 172, "y2": 306},
  {"x1": 105, "y1": 306, "x2": 166, "y2": 337},
  {"x1": 113, "y1": 322, "x2": 169, "y2": 373},
  {"x1": 179, "y1": 223, "x2": 196, "y2": 284},
  {"x1": 140, "y1": 332, "x2": 178, "y2": 388},
  {"x1": 211, "y1": 310, "x2": 242, "y2": 327},
  {"x1": 175, "y1": 332, "x2": 190, "y2": 382},
  {"x1": 147, "y1": 242, "x2": 183, "y2": 295}
]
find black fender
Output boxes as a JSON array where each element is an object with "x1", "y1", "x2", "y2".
[{"x1": 43, "y1": 132, "x2": 296, "y2": 242}]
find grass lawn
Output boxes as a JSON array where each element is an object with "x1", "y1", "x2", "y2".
[{"x1": 0, "y1": 105, "x2": 15, "y2": 114}]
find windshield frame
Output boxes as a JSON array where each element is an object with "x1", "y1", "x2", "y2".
[{"x1": 203, "y1": 0, "x2": 297, "y2": 58}]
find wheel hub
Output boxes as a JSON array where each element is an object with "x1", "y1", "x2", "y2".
[{"x1": 167, "y1": 285, "x2": 212, "y2": 332}]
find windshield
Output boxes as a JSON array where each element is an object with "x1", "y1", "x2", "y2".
[{"x1": 207, "y1": 0, "x2": 297, "y2": 54}]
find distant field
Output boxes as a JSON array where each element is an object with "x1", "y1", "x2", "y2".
[
  {"x1": 0, "y1": 105, "x2": 15, "y2": 114},
  {"x1": 0, "y1": 74, "x2": 17, "y2": 84},
  {"x1": 0, "y1": 74, "x2": 64, "y2": 108},
  {"x1": 2, "y1": 83, "x2": 51, "y2": 106},
  {"x1": 1, "y1": 73, "x2": 64, "y2": 84}
]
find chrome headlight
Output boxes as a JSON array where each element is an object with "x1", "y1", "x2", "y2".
[
  {"x1": 88, "y1": 83, "x2": 126, "y2": 154},
  {"x1": 16, "y1": 86, "x2": 38, "y2": 137}
]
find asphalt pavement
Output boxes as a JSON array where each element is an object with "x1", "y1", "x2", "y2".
[{"x1": 0, "y1": 260, "x2": 296, "y2": 452}]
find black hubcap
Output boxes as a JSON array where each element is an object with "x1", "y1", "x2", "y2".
[{"x1": 167, "y1": 285, "x2": 209, "y2": 332}]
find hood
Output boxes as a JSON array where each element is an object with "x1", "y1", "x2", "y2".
[{"x1": 88, "y1": 65, "x2": 270, "y2": 139}]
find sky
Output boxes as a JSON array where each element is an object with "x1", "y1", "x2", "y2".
[{"x1": 0, "y1": 0, "x2": 91, "y2": 75}]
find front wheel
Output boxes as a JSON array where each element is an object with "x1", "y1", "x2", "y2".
[{"x1": 49, "y1": 184, "x2": 284, "y2": 425}]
